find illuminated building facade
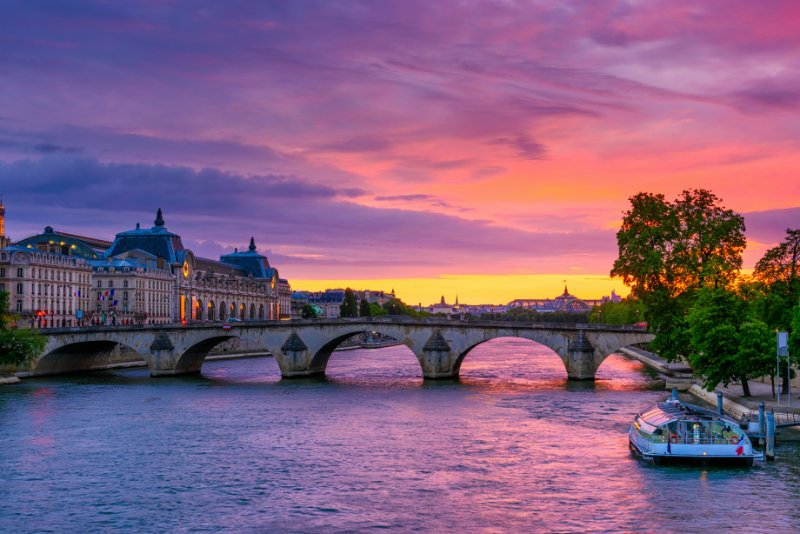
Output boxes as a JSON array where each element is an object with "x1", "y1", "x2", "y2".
[
  {"x1": 2, "y1": 206, "x2": 290, "y2": 326},
  {"x1": 0, "y1": 246, "x2": 92, "y2": 327}
]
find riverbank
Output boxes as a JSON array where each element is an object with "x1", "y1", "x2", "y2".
[{"x1": 0, "y1": 373, "x2": 20, "y2": 385}]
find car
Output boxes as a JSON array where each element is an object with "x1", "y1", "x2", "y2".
[{"x1": 227, "y1": 317, "x2": 242, "y2": 322}]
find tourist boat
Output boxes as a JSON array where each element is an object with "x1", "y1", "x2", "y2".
[{"x1": 629, "y1": 396, "x2": 759, "y2": 466}]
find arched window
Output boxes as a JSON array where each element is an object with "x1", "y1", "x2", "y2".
[
  {"x1": 219, "y1": 301, "x2": 227, "y2": 320},
  {"x1": 249, "y1": 303, "x2": 256, "y2": 320},
  {"x1": 259, "y1": 304, "x2": 265, "y2": 320},
  {"x1": 208, "y1": 300, "x2": 215, "y2": 321},
  {"x1": 240, "y1": 303, "x2": 246, "y2": 320},
  {"x1": 230, "y1": 302, "x2": 236, "y2": 318},
  {"x1": 195, "y1": 299, "x2": 203, "y2": 321}
]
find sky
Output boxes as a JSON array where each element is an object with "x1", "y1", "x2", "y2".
[{"x1": 1, "y1": 0, "x2": 799, "y2": 305}]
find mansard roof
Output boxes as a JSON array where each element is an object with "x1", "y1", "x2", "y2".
[
  {"x1": 15, "y1": 227, "x2": 103, "y2": 259},
  {"x1": 219, "y1": 237, "x2": 273, "y2": 279},
  {"x1": 105, "y1": 210, "x2": 185, "y2": 263}
]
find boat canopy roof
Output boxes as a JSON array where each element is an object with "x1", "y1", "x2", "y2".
[{"x1": 639, "y1": 400, "x2": 739, "y2": 428}]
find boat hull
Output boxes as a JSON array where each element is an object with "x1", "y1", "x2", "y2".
[{"x1": 629, "y1": 437, "x2": 756, "y2": 467}]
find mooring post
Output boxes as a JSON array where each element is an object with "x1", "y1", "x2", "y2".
[
  {"x1": 758, "y1": 402, "x2": 765, "y2": 442},
  {"x1": 671, "y1": 387, "x2": 679, "y2": 401},
  {"x1": 765, "y1": 410, "x2": 776, "y2": 462},
  {"x1": 716, "y1": 391, "x2": 723, "y2": 415}
]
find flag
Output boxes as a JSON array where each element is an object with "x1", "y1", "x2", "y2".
[{"x1": 110, "y1": 289, "x2": 115, "y2": 296}]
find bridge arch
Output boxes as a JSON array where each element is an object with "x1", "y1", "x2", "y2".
[
  {"x1": 308, "y1": 329, "x2": 412, "y2": 375},
  {"x1": 454, "y1": 332, "x2": 570, "y2": 378},
  {"x1": 173, "y1": 335, "x2": 239, "y2": 374},
  {"x1": 35, "y1": 340, "x2": 145, "y2": 375}
]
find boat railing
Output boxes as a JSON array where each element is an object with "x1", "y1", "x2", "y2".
[{"x1": 664, "y1": 436, "x2": 745, "y2": 446}]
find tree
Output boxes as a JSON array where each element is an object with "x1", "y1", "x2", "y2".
[
  {"x1": 382, "y1": 298, "x2": 409, "y2": 316},
  {"x1": 588, "y1": 298, "x2": 645, "y2": 325},
  {"x1": 301, "y1": 304, "x2": 318, "y2": 319},
  {"x1": 753, "y1": 228, "x2": 800, "y2": 330},
  {"x1": 368, "y1": 303, "x2": 387, "y2": 317},
  {"x1": 339, "y1": 288, "x2": 358, "y2": 318},
  {"x1": 736, "y1": 320, "x2": 776, "y2": 397},
  {"x1": 611, "y1": 189, "x2": 745, "y2": 361},
  {"x1": 0, "y1": 290, "x2": 45, "y2": 368},
  {"x1": 359, "y1": 298, "x2": 371, "y2": 317},
  {"x1": 687, "y1": 287, "x2": 773, "y2": 397},
  {"x1": 754, "y1": 228, "x2": 800, "y2": 294}
]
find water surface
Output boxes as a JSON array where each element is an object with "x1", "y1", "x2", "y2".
[{"x1": 2, "y1": 338, "x2": 798, "y2": 532}]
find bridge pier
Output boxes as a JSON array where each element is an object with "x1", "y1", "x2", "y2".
[
  {"x1": 276, "y1": 333, "x2": 326, "y2": 378},
  {"x1": 419, "y1": 330, "x2": 458, "y2": 380},
  {"x1": 564, "y1": 331, "x2": 597, "y2": 381},
  {"x1": 148, "y1": 332, "x2": 186, "y2": 376}
]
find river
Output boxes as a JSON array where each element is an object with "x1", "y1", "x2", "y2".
[{"x1": 1, "y1": 338, "x2": 799, "y2": 532}]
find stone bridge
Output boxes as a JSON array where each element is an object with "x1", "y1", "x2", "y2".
[{"x1": 33, "y1": 318, "x2": 654, "y2": 381}]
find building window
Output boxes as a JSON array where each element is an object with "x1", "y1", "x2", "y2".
[
  {"x1": 0, "y1": 283, "x2": 4, "y2": 292},
  {"x1": 17, "y1": 267, "x2": 24, "y2": 277},
  {"x1": 124, "y1": 280, "x2": 128, "y2": 288},
  {"x1": 16, "y1": 283, "x2": 23, "y2": 294},
  {"x1": 0, "y1": 268, "x2": 5, "y2": 277},
  {"x1": 16, "y1": 300, "x2": 22, "y2": 313},
  {"x1": 97, "y1": 281, "x2": 102, "y2": 288}
]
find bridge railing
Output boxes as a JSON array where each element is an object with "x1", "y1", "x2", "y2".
[{"x1": 38, "y1": 316, "x2": 650, "y2": 335}]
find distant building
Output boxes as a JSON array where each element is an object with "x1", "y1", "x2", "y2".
[
  {"x1": 3, "y1": 205, "x2": 290, "y2": 326},
  {"x1": 0, "y1": 245, "x2": 92, "y2": 328},
  {"x1": 291, "y1": 288, "x2": 397, "y2": 318},
  {"x1": 507, "y1": 286, "x2": 621, "y2": 314}
]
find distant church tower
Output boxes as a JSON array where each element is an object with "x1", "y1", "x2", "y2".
[{"x1": 0, "y1": 194, "x2": 8, "y2": 249}]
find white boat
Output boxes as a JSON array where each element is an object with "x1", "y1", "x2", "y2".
[{"x1": 629, "y1": 397, "x2": 759, "y2": 466}]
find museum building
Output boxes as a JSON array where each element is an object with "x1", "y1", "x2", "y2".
[{"x1": 0, "y1": 204, "x2": 290, "y2": 326}]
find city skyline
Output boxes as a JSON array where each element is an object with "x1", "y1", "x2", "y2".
[{"x1": 2, "y1": 2, "x2": 799, "y2": 304}]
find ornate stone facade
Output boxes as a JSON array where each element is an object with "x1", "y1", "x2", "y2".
[
  {"x1": 3, "y1": 207, "x2": 290, "y2": 326},
  {"x1": 0, "y1": 247, "x2": 92, "y2": 327}
]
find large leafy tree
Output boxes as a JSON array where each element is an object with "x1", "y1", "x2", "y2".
[
  {"x1": 752, "y1": 228, "x2": 800, "y2": 329},
  {"x1": 0, "y1": 290, "x2": 45, "y2": 368},
  {"x1": 611, "y1": 189, "x2": 745, "y2": 361},
  {"x1": 687, "y1": 287, "x2": 772, "y2": 396}
]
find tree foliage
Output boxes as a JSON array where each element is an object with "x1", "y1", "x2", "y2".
[
  {"x1": 339, "y1": 288, "x2": 358, "y2": 318},
  {"x1": 359, "y1": 298, "x2": 371, "y2": 317},
  {"x1": 687, "y1": 287, "x2": 773, "y2": 396},
  {"x1": 0, "y1": 290, "x2": 45, "y2": 368},
  {"x1": 300, "y1": 304, "x2": 318, "y2": 319},
  {"x1": 381, "y1": 298, "x2": 420, "y2": 318},
  {"x1": 611, "y1": 189, "x2": 745, "y2": 361},
  {"x1": 752, "y1": 228, "x2": 800, "y2": 329},
  {"x1": 588, "y1": 298, "x2": 645, "y2": 324}
]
